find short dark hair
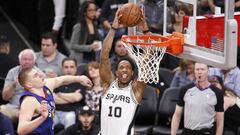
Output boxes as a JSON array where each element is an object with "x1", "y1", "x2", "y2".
[
  {"x1": 115, "y1": 57, "x2": 135, "y2": 71},
  {"x1": 18, "y1": 68, "x2": 32, "y2": 87},
  {"x1": 0, "y1": 35, "x2": 9, "y2": 47},
  {"x1": 41, "y1": 32, "x2": 57, "y2": 44},
  {"x1": 62, "y1": 57, "x2": 78, "y2": 67}
]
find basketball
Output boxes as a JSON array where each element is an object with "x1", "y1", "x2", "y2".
[{"x1": 119, "y1": 3, "x2": 142, "y2": 27}]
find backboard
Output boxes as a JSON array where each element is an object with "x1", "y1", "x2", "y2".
[{"x1": 129, "y1": 0, "x2": 238, "y2": 69}]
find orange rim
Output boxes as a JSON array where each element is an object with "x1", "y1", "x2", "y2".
[
  {"x1": 121, "y1": 34, "x2": 170, "y2": 47},
  {"x1": 121, "y1": 32, "x2": 184, "y2": 55}
]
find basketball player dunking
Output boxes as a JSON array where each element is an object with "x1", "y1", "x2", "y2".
[{"x1": 99, "y1": 9, "x2": 150, "y2": 135}]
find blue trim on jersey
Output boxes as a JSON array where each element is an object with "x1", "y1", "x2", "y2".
[{"x1": 19, "y1": 86, "x2": 55, "y2": 135}]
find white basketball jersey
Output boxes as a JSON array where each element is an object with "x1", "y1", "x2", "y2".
[{"x1": 100, "y1": 80, "x2": 138, "y2": 135}]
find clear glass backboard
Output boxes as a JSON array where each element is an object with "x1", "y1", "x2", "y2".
[{"x1": 129, "y1": 0, "x2": 238, "y2": 69}]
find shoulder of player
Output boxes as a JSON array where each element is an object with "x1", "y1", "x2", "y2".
[
  {"x1": 132, "y1": 80, "x2": 146, "y2": 91},
  {"x1": 21, "y1": 96, "x2": 39, "y2": 107}
]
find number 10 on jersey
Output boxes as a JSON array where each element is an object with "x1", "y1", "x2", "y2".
[{"x1": 108, "y1": 106, "x2": 122, "y2": 117}]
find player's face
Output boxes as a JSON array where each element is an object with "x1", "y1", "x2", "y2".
[
  {"x1": 19, "y1": 52, "x2": 35, "y2": 69},
  {"x1": 88, "y1": 66, "x2": 99, "y2": 79},
  {"x1": 26, "y1": 69, "x2": 45, "y2": 89},
  {"x1": 194, "y1": 63, "x2": 209, "y2": 83},
  {"x1": 86, "y1": 3, "x2": 97, "y2": 20},
  {"x1": 114, "y1": 41, "x2": 128, "y2": 57},
  {"x1": 116, "y1": 60, "x2": 134, "y2": 84},
  {"x1": 62, "y1": 60, "x2": 77, "y2": 75},
  {"x1": 41, "y1": 39, "x2": 57, "y2": 57},
  {"x1": 79, "y1": 114, "x2": 94, "y2": 128}
]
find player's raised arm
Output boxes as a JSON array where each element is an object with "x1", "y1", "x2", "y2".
[
  {"x1": 45, "y1": 75, "x2": 92, "y2": 91},
  {"x1": 99, "y1": 9, "x2": 125, "y2": 88}
]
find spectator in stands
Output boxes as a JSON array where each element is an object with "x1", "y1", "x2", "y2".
[
  {"x1": 54, "y1": 58, "x2": 86, "y2": 128},
  {"x1": 1, "y1": 49, "x2": 44, "y2": 122},
  {"x1": 110, "y1": 39, "x2": 128, "y2": 72},
  {"x1": 168, "y1": 2, "x2": 191, "y2": 33},
  {"x1": 208, "y1": 67, "x2": 223, "y2": 78},
  {"x1": 99, "y1": 0, "x2": 128, "y2": 39},
  {"x1": 36, "y1": 32, "x2": 66, "y2": 78},
  {"x1": 222, "y1": 67, "x2": 240, "y2": 96},
  {"x1": 170, "y1": 59, "x2": 195, "y2": 87},
  {"x1": 208, "y1": 0, "x2": 224, "y2": 13},
  {"x1": 171, "y1": 63, "x2": 224, "y2": 135},
  {"x1": 0, "y1": 35, "x2": 17, "y2": 105},
  {"x1": 198, "y1": 0, "x2": 213, "y2": 15},
  {"x1": 0, "y1": 111, "x2": 14, "y2": 135},
  {"x1": 142, "y1": 0, "x2": 171, "y2": 34},
  {"x1": 161, "y1": 2, "x2": 192, "y2": 70},
  {"x1": 38, "y1": 0, "x2": 68, "y2": 55},
  {"x1": 209, "y1": 75, "x2": 240, "y2": 135},
  {"x1": 58, "y1": 105, "x2": 99, "y2": 135},
  {"x1": 208, "y1": 0, "x2": 240, "y2": 13},
  {"x1": 70, "y1": 1, "x2": 101, "y2": 64},
  {"x1": 85, "y1": 61, "x2": 103, "y2": 112},
  {"x1": 236, "y1": 0, "x2": 240, "y2": 11}
]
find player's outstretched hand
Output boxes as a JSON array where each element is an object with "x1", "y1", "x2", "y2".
[
  {"x1": 79, "y1": 75, "x2": 93, "y2": 88},
  {"x1": 40, "y1": 100, "x2": 49, "y2": 119},
  {"x1": 112, "y1": 8, "x2": 127, "y2": 29}
]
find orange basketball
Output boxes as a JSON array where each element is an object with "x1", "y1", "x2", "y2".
[{"x1": 119, "y1": 3, "x2": 142, "y2": 27}]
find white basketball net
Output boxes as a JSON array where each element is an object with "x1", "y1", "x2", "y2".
[{"x1": 121, "y1": 37, "x2": 167, "y2": 84}]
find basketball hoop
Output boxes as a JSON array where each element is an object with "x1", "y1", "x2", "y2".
[{"x1": 121, "y1": 32, "x2": 184, "y2": 84}]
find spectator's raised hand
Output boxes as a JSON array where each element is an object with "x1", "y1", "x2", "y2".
[{"x1": 46, "y1": 71, "x2": 58, "y2": 78}]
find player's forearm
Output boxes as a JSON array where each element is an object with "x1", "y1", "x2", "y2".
[
  {"x1": 18, "y1": 116, "x2": 46, "y2": 135},
  {"x1": 103, "y1": 20, "x2": 111, "y2": 29},
  {"x1": 101, "y1": 28, "x2": 115, "y2": 59},
  {"x1": 56, "y1": 75, "x2": 86, "y2": 87},
  {"x1": 99, "y1": 29, "x2": 116, "y2": 83}
]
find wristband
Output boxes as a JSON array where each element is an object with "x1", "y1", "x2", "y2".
[
  {"x1": 111, "y1": 26, "x2": 118, "y2": 31},
  {"x1": 143, "y1": 29, "x2": 150, "y2": 34}
]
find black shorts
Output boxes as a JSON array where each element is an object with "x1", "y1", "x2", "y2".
[{"x1": 182, "y1": 128, "x2": 214, "y2": 135}]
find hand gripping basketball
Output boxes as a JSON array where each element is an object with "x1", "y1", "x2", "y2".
[{"x1": 119, "y1": 3, "x2": 143, "y2": 27}]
